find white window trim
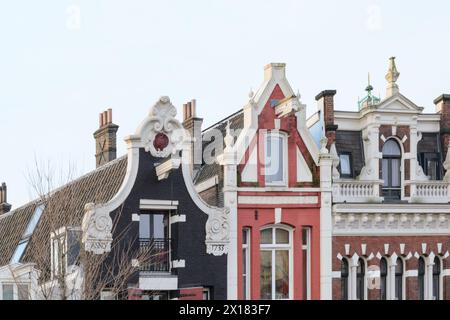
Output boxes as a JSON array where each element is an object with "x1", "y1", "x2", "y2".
[
  {"x1": 242, "y1": 228, "x2": 251, "y2": 300},
  {"x1": 350, "y1": 257, "x2": 367, "y2": 300},
  {"x1": 50, "y1": 226, "x2": 82, "y2": 279},
  {"x1": 340, "y1": 257, "x2": 350, "y2": 300},
  {"x1": 302, "y1": 227, "x2": 311, "y2": 300},
  {"x1": 260, "y1": 225, "x2": 293, "y2": 300},
  {"x1": 263, "y1": 131, "x2": 288, "y2": 187},
  {"x1": 0, "y1": 282, "x2": 30, "y2": 300}
]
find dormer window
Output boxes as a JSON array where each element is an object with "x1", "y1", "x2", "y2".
[
  {"x1": 51, "y1": 227, "x2": 82, "y2": 278},
  {"x1": 418, "y1": 152, "x2": 441, "y2": 180},
  {"x1": 264, "y1": 132, "x2": 287, "y2": 186}
]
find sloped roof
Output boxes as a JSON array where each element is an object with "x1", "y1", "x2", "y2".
[
  {"x1": 194, "y1": 110, "x2": 244, "y2": 185},
  {"x1": 0, "y1": 156, "x2": 127, "y2": 267}
]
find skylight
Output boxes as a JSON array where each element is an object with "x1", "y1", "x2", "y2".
[
  {"x1": 9, "y1": 204, "x2": 45, "y2": 264},
  {"x1": 23, "y1": 204, "x2": 44, "y2": 238}
]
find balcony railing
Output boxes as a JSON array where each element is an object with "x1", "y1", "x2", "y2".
[
  {"x1": 332, "y1": 180, "x2": 383, "y2": 203},
  {"x1": 408, "y1": 181, "x2": 450, "y2": 203},
  {"x1": 139, "y1": 238, "x2": 171, "y2": 272}
]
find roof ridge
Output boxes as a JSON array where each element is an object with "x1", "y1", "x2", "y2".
[{"x1": 202, "y1": 109, "x2": 243, "y2": 133}]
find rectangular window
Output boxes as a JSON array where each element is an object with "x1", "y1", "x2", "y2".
[
  {"x1": 2, "y1": 284, "x2": 14, "y2": 300},
  {"x1": 339, "y1": 153, "x2": 352, "y2": 177},
  {"x1": 139, "y1": 212, "x2": 169, "y2": 239},
  {"x1": 51, "y1": 227, "x2": 81, "y2": 277},
  {"x1": 264, "y1": 133, "x2": 286, "y2": 186},
  {"x1": 302, "y1": 227, "x2": 311, "y2": 300},
  {"x1": 419, "y1": 152, "x2": 441, "y2": 180},
  {"x1": 242, "y1": 228, "x2": 250, "y2": 300}
]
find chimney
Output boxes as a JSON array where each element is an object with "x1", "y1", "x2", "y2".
[
  {"x1": 0, "y1": 182, "x2": 12, "y2": 215},
  {"x1": 93, "y1": 108, "x2": 119, "y2": 168},
  {"x1": 182, "y1": 99, "x2": 203, "y2": 175},
  {"x1": 434, "y1": 94, "x2": 450, "y2": 159},
  {"x1": 315, "y1": 90, "x2": 338, "y2": 148}
]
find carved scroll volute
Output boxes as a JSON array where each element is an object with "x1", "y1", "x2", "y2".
[{"x1": 82, "y1": 203, "x2": 113, "y2": 255}]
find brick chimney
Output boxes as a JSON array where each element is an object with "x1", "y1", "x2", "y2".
[
  {"x1": 182, "y1": 99, "x2": 203, "y2": 175},
  {"x1": 434, "y1": 94, "x2": 450, "y2": 159},
  {"x1": 315, "y1": 90, "x2": 338, "y2": 148},
  {"x1": 93, "y1": 109, "x2": 119, "y2": 168},
  {"x1": 0, "y1": 182, "x2": 12, "y2": 215}
]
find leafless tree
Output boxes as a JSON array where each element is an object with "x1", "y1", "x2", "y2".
[{"x1": 6, "y1": 156, "x2": 163, "y2": 300}]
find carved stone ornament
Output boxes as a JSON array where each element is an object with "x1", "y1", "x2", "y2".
[
  {"x1": 81, "y1": 203, "x2": 113, "y2": 255},
  {"x1": 142, "y1": 96, "x2": 184, "y2": 158},
  {"x1": 205, "y1": 207, "x2": 230, "y2": 256}
]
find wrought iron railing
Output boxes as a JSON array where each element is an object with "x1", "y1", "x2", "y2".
[{"x1": 139, "y1": 238, "x2": 171, "y2": 272}]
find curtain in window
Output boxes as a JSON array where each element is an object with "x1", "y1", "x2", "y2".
[
  {"x1": 356, "y1": 258, "x2": 365, "y2": 300},
  {"x1": 341, "y1": 259, "x2": 349, "y2": 300},
  {"x1": 418, "y1": 257, "x2": 425, "y2": 300},
  {"x1": 395, "y1": 258, "x2": 403, "y2": 300},
  {"x1": 433, "y1": 257, "x2": 441, "y2": 300}
]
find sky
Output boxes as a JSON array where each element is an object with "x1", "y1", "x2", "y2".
[{"x1": 1, "y1": 0, "x2": 450, "y2": 208}]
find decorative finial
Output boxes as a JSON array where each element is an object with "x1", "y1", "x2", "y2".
[
  {"x1": 320, "y1": 136, "x2": 329, "y2": 154},
  {"x1": 224, "y1": 121, "x2": 234, "y2": 150},
  {"x1": 248, "y1": 88, "x2": 254, "y2": 99},
  {"x1": 385, "y1": 56, "x2": 400, "y2": 97},
  {"x1": 296, "y1": 89, "x2": 302, "y2": 100}
]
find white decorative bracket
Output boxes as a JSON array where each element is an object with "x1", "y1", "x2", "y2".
[{"x1": 82, "y1": 203, "x2": 113, "y2": 254}]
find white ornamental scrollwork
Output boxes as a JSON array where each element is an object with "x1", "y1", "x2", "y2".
[
  {"x1": 82, "y1": 203, "x2": 113, "y2": 255},
  {"x1": 142, "y1": 96, "x2": 185, "y2": 158},
  {"x1": 205, "y1": 207, "x2": 230, "y2": 256}
]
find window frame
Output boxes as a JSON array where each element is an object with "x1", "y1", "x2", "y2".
[
  {"x1": 418, "y1": 256, "x2": 426, "y2": 300},
  {"x1": 301, "y1": 227, "x2": 311, "y2": 300},
  {"x1": 338, "y1": 152, "x2": 353, "y2": 178},
  {"x1": 340, "y1": 258, "x2": 350, "y2": 300},
  {"x1": 355, "y1": 258, "x2": 367, "y2": 300},
  {"x1": 418, "y1": 152, "x2": 442, "y2": 180},
  {"x1": 432, "y1": 256, "x2": 442, "y2": 300},
  {"x1": 263, "y1": 131, "x2": 288, "y2": 187},
  {"x1": 380, "y1": 257, "x2": 388, "y2": 300},
  {"x1": 242, "y1": 228, "x2": 251, "y2": 300},
  {"x1": 259, "y1": 225, "x2": 293, "y2": 300},
  {"x1": 50, "y1": 226, "x2": 82, "y2": 279},
  {"x1": 394, "y1": 257, "x2": 404, "y2": 301},
  {"x1": 381, "y1": 139, "x2": 402, "y2": 200}
]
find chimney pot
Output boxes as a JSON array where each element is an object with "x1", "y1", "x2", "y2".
[{"x1": 0, "y1": 182, "x2": 11, "y2": 215}]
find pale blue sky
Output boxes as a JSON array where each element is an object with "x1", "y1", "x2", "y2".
[{"x1": 1, "y1": 0, "x2": 450, "y2": 208}]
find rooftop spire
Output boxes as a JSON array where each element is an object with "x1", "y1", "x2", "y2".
[
  {"x1": 358, "y1": 72, "x2": 380, "y2": 110},
  {"x1": 385, "y1": 56, "x2": 400, "y2": 97}
]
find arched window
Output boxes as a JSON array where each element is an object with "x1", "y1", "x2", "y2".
[
  {"x1": 264, "y1": 132, "x2": 287, "y2": 186},
  {"x1": 418, "y1": 257, "x2": 425, "y2": 300},
  {"x1": 341, "y1": 258, "x2": 349, "y2": 300},
  {"x1": 380, "y1": 257, "x2": 388, "y2": 300},
  {"x1": 433, "y1": 257, "x2": 441, "y2": 300},
  {"x1": 395, "y1": 258, "x2": 403, "y2": 300},
  {"x1": 382, "y1": 139, "x2": 401, "y2": 200},
  {"x1": 260, "y1": 226, "x2": 292, "y2": 300},
  {"x1": 356, "y1": 258, "x2": 366, "y2": 300}
]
